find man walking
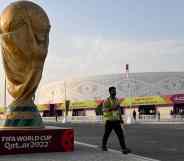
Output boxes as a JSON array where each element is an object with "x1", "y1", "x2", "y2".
[{"x1": 102, "y1": 86, "x2": 131, "y2": 154}]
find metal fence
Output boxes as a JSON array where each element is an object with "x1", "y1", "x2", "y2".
[
  {"x1": 42, "y1": 115, "x2": 184, "y2": 123},
  {"x1": 42, "y1": 115, "x2": 103, "y2": 123}
]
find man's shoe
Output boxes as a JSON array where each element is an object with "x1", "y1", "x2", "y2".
[
  {"x1": 122, "y1": 148, "x2": 131, "y2": 154},
  {"x1": 102, "y1": 146, "x2": 108, "y2": 151}
]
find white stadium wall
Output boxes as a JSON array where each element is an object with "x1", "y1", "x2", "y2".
[{"x1": 37, "y1": 72, "x2": 184, "y2": 104}]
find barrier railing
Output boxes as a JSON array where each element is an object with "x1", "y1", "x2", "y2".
[
  {"x1": 42, "y1": 115, "x2": 184, "y2": 123},
  {"x1": 138, "y1": 115, "x2": 157, "y2": 120},
  {"x1": 170, "y1": 114, "x2": 184, "y2": 120},
  {"x1": 42, "y1": 115, "x2": 103, "y2": 123}
]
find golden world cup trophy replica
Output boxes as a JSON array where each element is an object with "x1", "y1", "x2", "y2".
[
  {"x1": 0, "y1": 1, "x2": 50, "y2": 128},
  {"x1": 0, "y1": 1, "x2": 74, "y2": 154}
]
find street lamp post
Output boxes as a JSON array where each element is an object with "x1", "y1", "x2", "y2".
[
  {"x1": 51, "y1": 90, "x2": 58, "y2": 121},
  {"x1": 125, "y1": 64, "x2": 132, "y2": 124},
  {"x1": 62, "y1": 81, "x2": 67, "y2": 123}
]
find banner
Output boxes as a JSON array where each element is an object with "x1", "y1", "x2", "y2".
[
  {"x1": 171, "y1": 94, "x2": 184, "y2": 103},
  {"x1": 71, "y1": 100, "x2": 97, "y2": 109},
  {"x1": 35, "y1": 94, "x2": 177, "y2": 111},
  {"x1": 37, "y1": 103, "x2": 64, "y2": 111},
  {"x1": 120, "y1": 96, "x2": 172, "y2": 106}
]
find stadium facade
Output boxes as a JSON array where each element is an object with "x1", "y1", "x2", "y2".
[{"x1": 37, "y1": 72, "x2": 184, "y2": 120}]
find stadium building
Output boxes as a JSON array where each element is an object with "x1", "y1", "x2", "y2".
[{"x1": 37, "y1": 72, "x2": 184, "y2": 120}]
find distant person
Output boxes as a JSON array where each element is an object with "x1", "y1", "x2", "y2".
[
  {"x1": 55, "y1": 112, "x2": 58, "y2": 122},
  {"x1": 102, "y1": 86, "x2": 131, "y2": 154},
  {"x1": 170, "y1": 110, "x2": 174, "y2": 119},
  {"x1": 133, "y1": 109, "x2": 136, "y2": 121},
  {"x1": 170, "y1": 110, "x2": 173, "y2": 115},
  {"x1": 157, "y1": 111, "x2": 160, "y2": 121}
]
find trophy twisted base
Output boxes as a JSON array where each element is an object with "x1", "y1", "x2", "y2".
[{"x1": 0, "y1": 106, "x2": 44, "y2": 128}]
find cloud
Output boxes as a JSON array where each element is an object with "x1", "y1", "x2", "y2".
[{"x1": 42, "y1": 34, "x2": 184, "y2": 85}]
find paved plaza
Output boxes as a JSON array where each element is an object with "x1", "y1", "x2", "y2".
[
  {"x1": 0, "y1": 122, "x2": 184, "y2": 161},
  {"x1": 0, "y1": 143, "x2": 158, "y2": 161},
  {"x1": 45, "y1": 122, "x2": 184, "y2": 161}
]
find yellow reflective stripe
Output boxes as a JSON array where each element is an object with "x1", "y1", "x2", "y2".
[{"x1": 103, "y1": 111, "x2": 112, "y2": 116}]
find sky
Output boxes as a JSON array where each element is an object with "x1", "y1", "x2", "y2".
[{"x1": 0, "y1": 0, "x2": 184, "y2": 104}]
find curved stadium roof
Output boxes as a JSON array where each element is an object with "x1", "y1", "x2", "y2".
[{"x1": 37, "y1": 72, "x2": 184, "y2": 104}]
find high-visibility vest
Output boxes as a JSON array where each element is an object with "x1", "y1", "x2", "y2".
[{"x1": 103, "y1": 97, "x2": 121, "y2": 121}]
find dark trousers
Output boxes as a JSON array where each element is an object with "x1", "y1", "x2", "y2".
[{"x1": 102, "y1": 120, "x2": 126, "y2": 149}]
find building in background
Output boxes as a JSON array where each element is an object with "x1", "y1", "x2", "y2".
[{"x1": 35, "y1": 72, "x2": 184, "y2": 120}]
